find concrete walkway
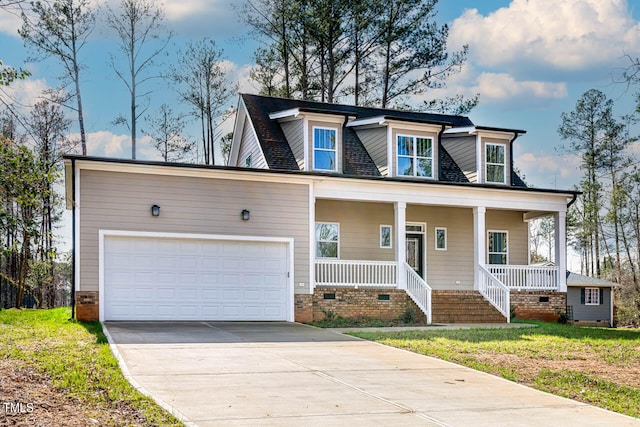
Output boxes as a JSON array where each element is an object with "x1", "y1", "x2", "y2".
[{"x1": 104, "y1": 322, "x2": 639, "y2": 427}]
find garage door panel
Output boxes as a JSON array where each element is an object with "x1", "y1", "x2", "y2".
[{"x1": 104, "y1": 236, "x2": 289, "y2": 321}]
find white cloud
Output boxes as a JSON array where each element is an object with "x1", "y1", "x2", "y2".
[
  {"x1": 450, "y1": 0, "x2": 640, "y2": 72},
  {"x1": 515, "y1": 151, "x2": 581, "y2": 188},
  {"x1": 474, "y1": 73, "x2": 567, "y2": 101},
  {"x1": 0, "y1": 4, "x2": 22, "y2": 37},
  {"x1": 0, "y1": 78, "x2": 53, "y2": 112},
  {"x1": 80, "y1": 131, "x2": 158, "y2": 159}
]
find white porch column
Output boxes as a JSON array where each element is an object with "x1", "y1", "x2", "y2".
[
  {"x1": 473, "y1": 206, "x2": 486, "y2": 290},
  {"x1": 555, "y1": 211, "x2": 567, "y2": 292},
  {"x1": 395, "y1": 202, "x2": 407, "y2": 289}
]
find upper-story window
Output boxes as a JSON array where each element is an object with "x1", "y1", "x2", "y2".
[
  {"x1": 485, "y1": 143, "x2": 506, "y2": 184},
  {"x1": 313, "y1": 127, "x2": 337, "y2": 171},
  {"x1": 397, "y1": 135, "x2": 433, "y2": 178}
]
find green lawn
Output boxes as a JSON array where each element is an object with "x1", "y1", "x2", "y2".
[
  {"x1": 349, "y1": 321, "x2": 640, "y2": 418},
  {"x1": 0, "y1": 307, "x2": 182, "y2": 426}
]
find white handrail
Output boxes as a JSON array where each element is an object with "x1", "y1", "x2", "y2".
[
  {"x1": 478, "y1": 264, "x2": 510, "y2": 322},
  {"x1": 404, "y1": 262, "x2": 432, "y2": 324},
  {"x1": 487, "y1": 265, "x2": 559, "y2": 290},
  {"x1": 315, "y1": 260, "x2": 397, "y2": 287}
]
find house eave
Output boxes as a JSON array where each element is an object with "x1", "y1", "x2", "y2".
[{"x1": 63, "y1": 155, "x2": 579, "y2": 197}]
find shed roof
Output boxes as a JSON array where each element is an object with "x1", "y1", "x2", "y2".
[{"x1": 566, "y1": 271, "x2": 619, "y2": 287}]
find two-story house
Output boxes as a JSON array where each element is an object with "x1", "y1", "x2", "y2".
[{"x1": 65, "y1": 94, "x2": 577, "y2": 323}]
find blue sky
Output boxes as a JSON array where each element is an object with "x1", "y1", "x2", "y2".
[{"x1": 2, "y1": 0, "x2": 640, "y2": 193}]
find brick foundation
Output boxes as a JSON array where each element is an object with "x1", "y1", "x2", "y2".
[
  {"x1": 309, "y1": 287, "x2": 426, "y2": 323},
  {"x1": 75, "y1": 291, "x2": 99, "y2": 322},
  {"x1": 510, "y1": 291, "x2": 566, "y2": 322},
  {"x1": 294, "y1": 294, "x2": 313, "y2": 323}
]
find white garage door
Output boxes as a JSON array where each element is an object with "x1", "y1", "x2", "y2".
[{"x1": 103, "y1": 235, "x2": 289, "y2": 321}]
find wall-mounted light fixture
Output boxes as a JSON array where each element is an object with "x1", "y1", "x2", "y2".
[
  {"x1": 241, "y1": 209, "x2": 250, "y2": 221},
  {"x1": 151, "y1": 204, "x2": 161, "y2": 217}
]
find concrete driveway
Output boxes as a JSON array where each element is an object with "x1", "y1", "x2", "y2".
[{"x1": 104, "y1": 322, "x2": 639, "y2": 427}]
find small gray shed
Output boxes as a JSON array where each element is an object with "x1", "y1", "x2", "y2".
[{"x1": 566, "y1": 272, "x2": 617, "y2": 327}]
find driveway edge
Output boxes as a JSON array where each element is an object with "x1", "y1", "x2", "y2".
[
  {"x1": 102, "y1": 323, "x2": 196, "y2": 427},
  {"x1": 328, "y1": 327, "x2": 640, "y2": 422}
]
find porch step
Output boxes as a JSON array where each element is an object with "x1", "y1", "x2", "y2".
[{"x1": 431, "y1": 290, "x2": 506, "y2": 323}]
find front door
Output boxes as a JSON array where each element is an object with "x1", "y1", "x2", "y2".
[{"x1": 406, "y1": 233, "x2": 424, "y2": 278}]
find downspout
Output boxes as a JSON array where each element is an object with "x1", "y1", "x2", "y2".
[
  {"x1": 509, "y1": 132, "x2": 520, "y2": 185},
  {"x1": 566, "y1": 193, "x2": 578, "y2": 209},
  {"x1": 437, "y1": 125, "x2": 446, "y2": 180},
  {"x1": 342, "y1": 115, "x2": 349, "y2": 174},
  {"x1": 70, "y1": 158, "x2": 76, "y2": 320}
]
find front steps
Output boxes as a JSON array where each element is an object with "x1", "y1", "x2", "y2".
[{"x1": 431, "y1": 290, "x2": 507, "y2": 323}]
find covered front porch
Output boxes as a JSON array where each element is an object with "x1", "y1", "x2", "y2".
[{"x1": 311, "y1": 197, "x2": 569, "y2": 324}]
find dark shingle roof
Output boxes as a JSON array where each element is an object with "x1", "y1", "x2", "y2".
[
  {"x1": 343, "y1": 127, "x2": 381, "y2": 176},
  {"x1": 241, "y1": 94, "x2": 478, "y2": 172},
  {"x1": 241, "y1": 94, "x2": 299, "y2": 170},
  {"x1": 511, "y1": 170, "x2": 527, "y2": 188},
  {"x1": 439, "y1": 145, "x2": 469, "y2": 183}
]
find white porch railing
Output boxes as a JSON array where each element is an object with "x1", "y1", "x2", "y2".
[
  {"x1": 478, "y1": 265, "x2": 510, "y2": 322},
  {"x1": 404, "y1": 262, "x2": 432, "y2": 324},
  {"x1": 315, "y1": 260, "x2": 397, "y2": 287},
  {"x1": 487, "y1": 265, "x2": 559, "y2": 290}
]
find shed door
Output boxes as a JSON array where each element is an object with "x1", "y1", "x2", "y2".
[{"x1": 103, "y1": 236, "x2": 289, "y2": 321}]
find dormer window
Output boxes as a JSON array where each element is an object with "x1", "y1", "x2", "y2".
[
  {"x1": 485, "y1": 143, "x2": 506, "y2": 184},
  {"x1": 313, "y1": 127, "x2": 337, "y2": 171},
  {"x1": 397, "y1": 135, "x2": 433, "y2": 178}
]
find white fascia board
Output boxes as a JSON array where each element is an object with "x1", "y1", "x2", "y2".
[
  {"x1": 386, "y1": 120, "x2": 443, "y2": 134},
  {"x1": 478, "y1": 130, "x2": 515, "y2": 141},
  {"x1": 302, "y1": 112, "x2": 348, "y2": 124},
  {"x1": 269, "y1": 108, "x2": 300, "y2": 120},
  {"x1": 313, "y1": 177, "x2": 571, "y2": 212},
  {"x1": 443, "y1": 126, "x2": 476, "y2": 135},
  {"x1": 73, "y1": 159, "x2": 311, "y2": 186},
  {"x1": 228, "y1": 97, "x2": 248, "y2": 165},
  {"x1": 346, "y1": 116, "x2": 387, "y2": 127}
]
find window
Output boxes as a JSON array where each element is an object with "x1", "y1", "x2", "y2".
[
  {"x1": 488, "y1": 231, "x2": 508, "y2": 264},
  {"x1": 380, "y1": 225, "x2": 392, "y2": 248},
  {"x1": 435, "y1": 227, "x2": 447, "y2": 251},
  {"x1": 397, "y1": 135, "x2": 433, "y2": 178},
  {"x1": 316, "y1": 222, "x2": 339, "y2": 258},
  {"x1": 485, "y1": 143, "x2": 506, "y2": 184},
  {"x1": 313, "y1": 127, "x2": 337, "y2": 171},
  {"x1": 245, "y1": 154, "x2": 252, "y2": 168},
  {"x1": 584, "y1": 288, "x2": 600, "y2": 305}
]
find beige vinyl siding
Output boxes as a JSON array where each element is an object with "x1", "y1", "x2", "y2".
[
  {"x1": 79, "y1": 170, "x2": 309, "y2": 293},
  {"x1": 442, "y1": 135, "x2": 477, "y2": 182},
  {"x1": 355, "y1": 127, "x2": 388, "y2": 175},
  {"x1": 237, "y1": 118, "x2": 267, "y2": 168},
  {"x1": 281, "y1": 120, "x2": 304, "y2": 170},
  {"x1": 391, "y1": 128, "x2": 439, "y2": 179},
  {"x1": 486, "y1": 209, "x2": 528, "y2": 264},
  {"x1": 315, "y1": 200, "x2": 395, "y2": 261},
  {"x1": 481, "y1": 137, "x2": 511, "y2": 185},
  {"x1": 407, "y1": 205, "x2": 475, "y2": 290},
  {"x1": 308, "y1": 120, "x2": 341, "y2": 172}
]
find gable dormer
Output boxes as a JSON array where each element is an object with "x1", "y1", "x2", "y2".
[
  {"x1": 269, "y1": 108, "x2": 347, "y2": 172},
  {"x1": 347, "y1": 117, "x2": 446, "y2": 180},
  {"x1": 442, "y1": 126, "x2": 525, "y2": 186}
]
